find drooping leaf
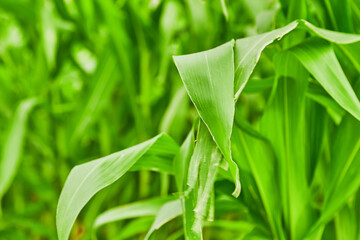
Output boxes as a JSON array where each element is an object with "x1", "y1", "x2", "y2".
[
  {"x1": 234, "y1": 21, "x2": 298, "y2": 99},
  {"x1": 289, "y1": 38, "x2": 360, "y2": 120},
  {"x1": 94, "y1": 196, "x2": 175, "y2": 229},
  {"x1": 233, "y1": 19, "x2": 360, "y2": 101},
  {"x1": 144, "y1": 199, "x2": 182, "y2": 240},
  {"x1": 56, "y1": 134, "x2": 178, "y2": 240},
  {"x1": 174, "y1": 40, "x2": 241, "y2": 196}
]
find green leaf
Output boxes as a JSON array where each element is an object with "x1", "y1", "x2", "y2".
[
  {"x1": 306, "y1": 82, "x2": 345, "y2": 124},
  {"x1": 56, "y1": 134, "x2": 179, "y2": 240},
  {"x1": 234, "y1": 19, "x2": 360, "y2": 101},
  {"x1": 260, "y1": 51, "x2": 312, "y2": 239},
  {"x1": 231, "y1": 125, "x2": 282, "y2": 239},
  {"x1": 301, "y1": 20, "x2": 360, "y2": 44},
  {"x1": 334, "y1": 204, "x2": 357, "y2": 240},
  {"x1": 173, "y1": 41, "x2": 240, "y2": 196},
  {"x1": 183, "y1": 122, "x2": 222, "y2": 240},
  {"x1": 193, "y1": 123, "x2": 222, "y2": 234},
  {"x1": 0, "y1": 98, "x2": 38, "y2": 204},
  {"x1": 234, "y1": 21, "x2": 298, "y2": 99},
  {"x1": 70, "y1": 50, "x2": 118, "y2": 145},
  {"x1": 289, "y1": 38, "x2": 360, "y2": 121},
  {"x1": 174, "y1": 129, "x2": 195, "y2": 192},
  {"x1": 94, "y1": 197, "x2": 175, "y2": 229},
  {"x1": 144, "y1": 199, "x2": 182, "y2": 240},
  {"x1": 321, "y1": 115, "x2": 360, "y2": 226}
]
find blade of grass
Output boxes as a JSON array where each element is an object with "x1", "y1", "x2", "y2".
[{"x1": 0, "y1": 98, "x2": 38, "y2": 214}]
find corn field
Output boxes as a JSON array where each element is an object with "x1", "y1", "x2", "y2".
[{"x1": 0, "y1": 0, "x2": 360, "y2": 239}]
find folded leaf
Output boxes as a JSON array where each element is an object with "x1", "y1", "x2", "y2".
[{"x1": 174, "y1": 41, "x2": 240, "y2": 196}]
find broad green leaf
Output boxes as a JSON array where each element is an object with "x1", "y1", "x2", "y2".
[
  {"x1": 94, "y1": 197, "x2": 175, "y2": 228},
  {"x1": 56, "y1": 134, "x2": 178, "y2": 240},
  {"x1": 173, "y1": 41, "x2": 240, "y2": 196},
  {"x1": 231, "y1": 125, "x2": 282, "y2": 239},
  {"x1": 260, "y1": 51, "x2": 312, "y2": 239},
  {"x1": 130, "y1": 155, "x2": 173, "y2": 174},
  {"x1": 0, "y1": 98, "x2": 38, "y2": 203},
  {"x1": 144, "y1": 199, "x2": 182, "y2": 240},
  {"x1": 289, "y1": 38, "x2": 360, "y2": 121},
  {"x1": 234, "y1": 19, "x2": 360, "y2": 101}
]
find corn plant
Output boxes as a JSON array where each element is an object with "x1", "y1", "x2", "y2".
[
  {"x1": 1, "y1": 0, "x2": 360, "y2": 239},
  {"x1": 56, "y1": 20, "x2": 360, "y2": 240}
]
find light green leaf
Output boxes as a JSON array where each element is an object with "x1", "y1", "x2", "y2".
[
  {"x1": 260, "y1": 51, "x2": 312, "y2": 239},
  {"x1": 301, "y1": 20, "x2": 360, "y2": 44},
  {"x1": 70, "y1": 50, "x2": 118, "y2": 144},
  {"x1": 145, "y1": 199, "x2": 182, "y2": 240},
  {"x1": 94, "y1": 197, "x2": 175, "y2": 229},
  {"x1": 234, "y1": 21, "x2": 298, "y2": 99},
  {"x1": 289, "y1": 38, "x2": 360, "y2": 121},
  {"x1": 306, "y1": 82, "x2": 345, "y2": 124},
  {"x1": 234, "y1": 19, "x2": 360, "y2": 101},
  {"x1": 231, "y1": 125, "x2": 282, "y2": 239},
  {"x1": 173, "y1": 41, "x2": 240, "y2": 196},
  {"x1": 193, "y1": 123, "x2": 222, "y2": 234},
  {"x1": 183, "y1": 122, "x2": 221, "y2": 240},
  {"x1": 174, "y1": 129, "x2": 194, "y2": 192},
  {"x1": 321, "y1": 115, "x2": 360, "y2": 225},
  {"x1": 0, "y1": 98, "x2": 38, "y2": 203},
  {"x1": 56, "y1": 134, "x2": 178, "y2": 240}
]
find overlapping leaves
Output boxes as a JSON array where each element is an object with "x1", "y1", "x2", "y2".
[{"x1": 57, "y1": 19, "x2": 360, "y2": 240}]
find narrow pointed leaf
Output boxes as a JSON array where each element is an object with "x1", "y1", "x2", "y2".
[{"x1": 0, "y1": 98, "x2": 38, "y2": 202}]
